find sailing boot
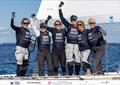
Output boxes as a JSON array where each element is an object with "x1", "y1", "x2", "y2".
[
  {"x1": 75, "y1": 62, "x2": 80, "y2": 75},
  {"x1": 61, "y1": 66, "x2": 66, "y2": 76},
  {"x1": 16, "y1": 64, "x2": 23, "y2": 76},
  {"x1": 21, "y1": 60, "x2": 29, "y2": 76},
  {"x1": 54, "y1": 67, "x2": 58, "y2": 76},
  {"x1": 82, "y1": 62, "x2": 91, "y2": 75},
  {"x1": 67, "y1": 61, "x2": 74, "y2": 75}
]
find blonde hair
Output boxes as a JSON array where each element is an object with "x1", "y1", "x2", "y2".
[{"x1": 88, "y1": 18, "x2": 96, "y2": 24}]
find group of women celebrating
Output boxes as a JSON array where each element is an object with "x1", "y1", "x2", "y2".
[{"x1": 11, "y1": 2, "x2": 106, "y2": 76}]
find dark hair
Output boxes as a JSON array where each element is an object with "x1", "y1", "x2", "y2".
[
  {"x1": 54, "y1": 20, "x2": 62, "y2": 26},
  {"x1": 70, "y1": 15, "x2": 77, "y2": 22},
  {"x1": 40, "y1": 23, "x2": 46, "y2": 28},
  {"x1": 21, "y1": 18, "x2": 30, "y2": 24}
]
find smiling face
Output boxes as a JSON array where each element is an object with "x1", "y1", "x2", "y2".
[
  {"x1": 70, "y1": 15, "x2": 78, "y2": 27},
  {"x1": 77, "y1": 20, "x2": 85, "y2": 31},
  {"x1": 40, "y1": 27, "x2": 46, "y2": 32},
  {"x1": 54, "y1": 20, "x2": 62, "y2": 30},
  {"x1": 40, "y1": 23, "x2": 47, "y2": 32},
  {"x1": 71, "y1": 20, "x2": 77, "y2": 27},
  {"x1": 89, "y1": 22, "x2": 96, "y2": 28},
  {"x1": 88, "y1": 18, "x2": 96, "y2": 29},
  {"x1": 21, "y1": 18, "x2": 30, "y2": 28}
]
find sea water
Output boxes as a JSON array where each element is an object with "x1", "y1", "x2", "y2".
[{"x1": 0, "y1": 43, "x2": 120, "y2": 75}]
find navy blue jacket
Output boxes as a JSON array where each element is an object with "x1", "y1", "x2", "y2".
[
  {"x1": 37, "y1": 31, "x2": 51, "y2": 51},
  {"x1": 78, "y1": 29, "x2": 90, "y2": 51},
  {"x1": 45, "y1": 20, "x2": 67, "y2": 50},
  {"x1": 59, "y1": 9, "x2": 78, "y2": 44},
  {"x1": 88, "y1": 26, "x2": 106, "y2": 47},
  {"x1": 11, "y1": 18, "x2": 31, "y2": 48}
]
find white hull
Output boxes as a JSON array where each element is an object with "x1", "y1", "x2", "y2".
[{"x1": 0, "y1": 72, "x2": 120, "y2": 85}]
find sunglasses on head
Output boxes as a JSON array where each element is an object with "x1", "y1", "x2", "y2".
[{"x1": 89, "y1": 22, "x2": 95, "y2": 25}]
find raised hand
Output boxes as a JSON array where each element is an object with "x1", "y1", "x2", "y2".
[
  {"x1": 11, "y1": 11, "x2": 16, "y2": 18},
  {"x1": 47, "y1": 15, "x2": 52, "y2": 20},
  {"x1": 31, "y1": 13, "x2": 36, "y2": 18},
  {"x1": 59, "y1": 1, "x2": 64, "y2": 8}
]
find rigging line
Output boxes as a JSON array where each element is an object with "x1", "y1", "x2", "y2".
[
  {"x1": 104, "y1": 52, "x2": 120, "y2": 58},
  {"x1": 117, "y1": 64, "x2": 120, "y2": 73},
  {"x1": 102, "y1": 61, "x2": 120, "y2": 70},
  {"x1": 106, "y1": 42, "x2": 108, "y2": 73},
  {"x1": 83, "y1": 61, "x2": 120, "y2": 79},
  {"x1": 108, "y1": 45, "x2": 120, "y2": 53},
  {"x1": 100, "y1": 61, "x2": 120, "y2": 72}
]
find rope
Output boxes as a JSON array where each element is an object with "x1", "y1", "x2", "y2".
[
  {"x1": 109, "y1": 45, "x2": 120, "y2": 53},
  {"x1": 105, "y1": 43, "x2": 109, "y2": 73},
  {"x1": 83, "y1": 41, "x2": 120, "y2": 79},
  {"x1": 83, "y1": 60, "x2": 120, "y2": 79}
]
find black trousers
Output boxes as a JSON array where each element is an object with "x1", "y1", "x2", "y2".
[
  {"x1": 37, "y1": 50, "x2": 53, "y2": 76},
  {"x1": 52, "y1": 49, "x2": 66, "y2": 75},
  {"x1": 92, "y1": 44, "x2": 106, "y2": 74}
]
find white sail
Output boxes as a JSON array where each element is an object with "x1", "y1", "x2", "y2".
[{"x1": 36, "y1": 0, "x2": 120, "y2": 23}]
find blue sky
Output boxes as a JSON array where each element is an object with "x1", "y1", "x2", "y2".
[
  {"x1": 0, "y1": 0, "x2": 41, "y2": 28},
  {"x1": 0, "y1": 0, "x2": 41, "y2": 43}
]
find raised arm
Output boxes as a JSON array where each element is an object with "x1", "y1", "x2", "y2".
[
  {"x1": 46, "y1": 26, "x2": 54, "y2": 33},
  {"x1": 10, "y1": 12, "x2": 20, "y2": 31},
  {"x1": 58, "y1": 8, "x2": 70, "y2": 29},
  {"x1": 30, "y1": 17, "x2": 40, "y2": 37},
  {"x1": 45, "y1": 15, "x2": 54, "y2": 33}
]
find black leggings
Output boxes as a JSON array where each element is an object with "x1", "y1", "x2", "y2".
[{"x1": 52, "y1": 49, "x2": 66, "y2": 75}]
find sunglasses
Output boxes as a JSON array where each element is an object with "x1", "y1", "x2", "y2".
[
  {"x1": 55, "y1": 24, "x2": 61, "y2": 26},
  {"x1": 77, "y1": 24, "x2": 83, "y2": 26},
  {"x1": 41, "y1": 26, "x2": 46, "y2": 28},
  {"x1": 23, "y1": 22, "x2": 29, "y2": 25},
  {"x1": 89, "y1": 22, "x2": 95, "y2": 25}
]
